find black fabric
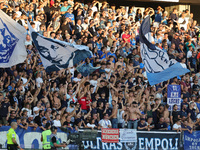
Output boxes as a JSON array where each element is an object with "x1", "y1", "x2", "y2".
[
  {"x1": 0, "y1": 102, "x2": 10, "y2": 117},
  {"x1": 172, "y1": 111, "x2": 179, "y2": 123},
  {"x1": 51, "y1": 136, "x2": 57, "y2": 143},
  {"x1": 7, "y1": 144, "x2": 18, "y2": 150}
]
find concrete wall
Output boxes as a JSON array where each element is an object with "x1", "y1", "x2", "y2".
[{"x1": 190, "y1": 5, "x2": 200, "y2": 25}]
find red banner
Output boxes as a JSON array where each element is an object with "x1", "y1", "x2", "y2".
[{"x1": 101, "y1": 128, "x2": 119, "y2": 143}]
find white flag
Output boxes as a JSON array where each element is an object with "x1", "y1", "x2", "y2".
[
  {"x1": 27, "y1": 21, "x2": 92, "y2": 72},
  {"x1": 139, "y1": 15, "x2": 189, "y2": 85},
  {"x1": 0, "y1": 10, "x2": 27, "y2": 68}
]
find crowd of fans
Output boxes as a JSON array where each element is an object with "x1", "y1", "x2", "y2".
[{"x1": 0, "y1": 0, "x2": 200, "y2": 134}]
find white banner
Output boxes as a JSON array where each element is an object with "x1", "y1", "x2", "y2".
[{"x1": 120, "y1": 129, "x2": 137, "y2": 143}]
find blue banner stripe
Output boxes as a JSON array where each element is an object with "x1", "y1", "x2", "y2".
[{"x1": 147, "y1": 63, "x2": 190, "y2": 85}]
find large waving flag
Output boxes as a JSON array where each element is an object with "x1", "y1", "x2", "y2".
[
  {"x1": 0, "y1": 10, "x2": 27, "y2": 68},
  {"x1": 27, "y1": 22, "x2": 92, "y2": 72},
  {"x1": 76, "y1": 63, "x2": 100, "y2": 77},
  {"x1": 139, "y1": 16, "x2": 189, "y2": 85}
]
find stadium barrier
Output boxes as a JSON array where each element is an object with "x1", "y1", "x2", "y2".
[{"x1": 0, "y1": 126, "x2": 186, "y2": 150}]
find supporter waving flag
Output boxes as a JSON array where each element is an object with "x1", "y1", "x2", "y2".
[
  {"x1": 27, "y1": 21, "x2": 92, "y2": 72},
  {"x1": 0, "y1": 10, "x2": 27, "y2": 68},
  {"x1": 139, "y1": 15, "x2": 189, "y2": 85}
]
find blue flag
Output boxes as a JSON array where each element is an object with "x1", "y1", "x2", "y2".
[
  {"x1": 76, "y1": 63, "x2": 100, "y2": 77},
  {"x1": 0, "y1": 10, "x2": 27, "y2": 68},
  {"x1": 139, "y1": 16, "x2": 189, "y2": 85},
  {"x1": 27, "y1": 22, "x2": 92, "y2": 72}
]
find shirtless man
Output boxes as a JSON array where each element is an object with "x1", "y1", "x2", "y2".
[
  {"x1": 125, "y1": 83, "x2": 135, "y2": 104},
  {"x1": 163, "y1": 104, "x2": 170, "y2": 120},
  {"x1": 109, "y1": 100, "x2": 118, "y2": 128},
  {"x1": 52, "y1": 91, "x2": 61, "y2": 109},
  {"x1": 41, "y1": 90, "x2": 50, "y2": 104},
  {"x1": 128, "y1": 101, "x2": 142, "y2": 129},
  {"x1": 114, "y1": 57, "x2": 126, "y2": 70}
]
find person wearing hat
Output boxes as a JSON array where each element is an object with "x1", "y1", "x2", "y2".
[
  {"x1": 41, "y1": 123, "x2": 52, "y2": 150},
  {"x1": 7, "y1": 122, "x2": 22, "y2": 150},
  {"x1": 50, "y1": 126, "x2": 69, "y2": 150}
]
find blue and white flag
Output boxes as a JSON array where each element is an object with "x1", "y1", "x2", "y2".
[
  {"x1": 76, "y1": 63, "x2": 100, "y2": 77},
  {"x1": 27, "y1": 22, "x2": 92, "y2": 72},
  {"x1": 0, "y1": 10, "x2": 27, "y2": 68},
  {"x1": 139, "y1": 16, "x2": 189, "y2": 85}
]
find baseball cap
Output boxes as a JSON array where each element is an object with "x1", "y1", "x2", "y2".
[
  {"x1": 11, "y1": 81, "x2": 17, "y2": 84},
  {"x1": 70, "y1": 101, "x2": 74, "y2": 104},
  {"x1": 135, "y1": 55, "x2": 140, "y2": 58},
  {"x1": 34, "y1": 107, "x2": 40, "y2": 112}
]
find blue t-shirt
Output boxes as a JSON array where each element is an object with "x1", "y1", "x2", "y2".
[
  {"x1": 155, "y1": 37, "x2": 162, "y2": 44},
  {"x1": 65, "y1": 13, "x2": 75, "y2": 24},
  {"x1": 60, "y1": 6, "x2": 71, "y2": 14},
  {"x1": 130, "y1": 38, "x2": 136, "y2": 48},
  {"x1": 107, "y1": 52, "x2": 116, "y2": 63},
  {"x1": 28, "y1": 11, "x2": 34, "y2": 21},
  {"x1": 8, "y1": 85, "x2": 15, "y2": 91},
  {"x1": 161, "y1": 16, "x2": 168, "y2": 25},
  {"x1": 155, "y1": 11, "x2": 162, "y2": 23},
  {"x1": 96, "y1": 42, "x2": 102, "y2": 51},
  {"x1": 162, "y1": 48, "x2": 167, "y2": 53},
  {"x1": 196, "y1": 102, "x2": 200, "y2": 112},
  {"x1": 133, "y1": 60, "x2": 140, "y2": 67}
]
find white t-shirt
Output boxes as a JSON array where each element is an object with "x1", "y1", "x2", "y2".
[
  {"x1": 99, "y1": 119, "x2": 112, "y2": 128},
  {"x1": 173, "y1": 123, "x2": 181, "y2": 129},
  {"x1": 21, "y1": 19, "x2": 28, "y2": 27},
  {"x1": 197, "y1": 113, "x2": 200, "y2": 119},
  {"x1": 73, "y1": 78, "x2": 81, "y2": 83},
  {"x1": 16, "y1": 11, "x2": 22, "y2": 18},
  {"x1": 81, "y1": 23, "x2": 88, "y2": 30},
  {"x1": 87, "y1": 123, "x2": 96, "y2": 128},
  {"x1": 25, "y1": 40, "x2": 32, "y2": 46},
  {"x1": 21, "y1": 77, "x2": 28, "y2": 88},
  {"x1": 90, "y1": 80, "x2": 98, "y2": 93},
  {"x1": 33, "y1": 21, "x2": 41, "y2": 32},
  {"x1": 33, "y1": 106, "x2": 40, "y2": 117},
  {"x1": 180, "y1": 63, "x2": 187, "y2": 69},
  {"x1": 90, "y1": 80, "x2": 97, "y2": 87},
  {"x1": 118, "y1": 110, "x2": 125, "y2": 123},
  {"x1": 196, "y1": 73, "x2": 200, "y2": 85},
  {"x1": 91, "y1": 6, "x2": 98, "y2": 13},
  {"x1": 105, "y1": 68, "x2": 111, "y2": 73},
  {"x1": 178, "y1": 17, "x2": 188, "y2": 31},
  {"x1": 69, "y1": 68, "x2": 75, "y2": 77},
  {"x1": 66, "y1": 107, "x2": 75, "y2": 122},
  {"x1": 187, "y1": 51, "x2": 192, "y2": 59},
  {"x1": 36, "y1": 77, "x2": 43, "y2": 87},
  {"x1": 53, "y1": 120, "x2": 61, "y2": 127}
]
